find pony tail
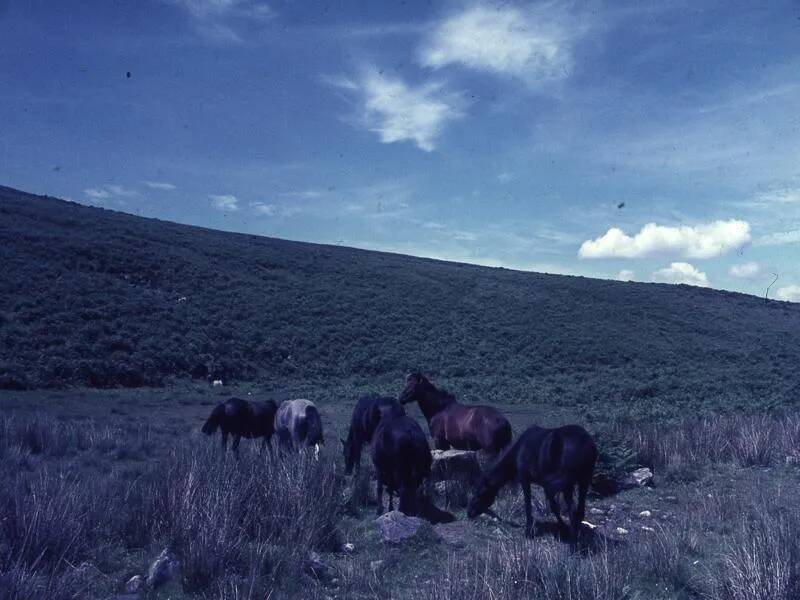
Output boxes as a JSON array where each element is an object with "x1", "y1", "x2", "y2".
[
  {"x1": 306, "y1": 405, "x2": 323, "y2": 445},
  {"x1": 202, "y1": 403, "x2": 224, "y2": 435}
]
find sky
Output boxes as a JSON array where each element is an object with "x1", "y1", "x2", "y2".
[{"x1": 2, "y1": 0, "x2": 800, "y2": 300}]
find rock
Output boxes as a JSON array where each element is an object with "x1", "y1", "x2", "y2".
[
  {"x1": 641, "y1": 525, "x2": 655, "y2": 532},
  {"x1": 624, "y1": 467, "x2": 654, "y2": 488},
  {"x1": 589, "y1": 507, "x2": 605, "y2": 515},
  {"x1": 370, "y1": 560, "x2": 385, "y2": 573},
  {"x1": 434, "y1": 521, "x2": 471, "y2": 547},
  {"x1": 431, "y1": 449, "x2": 481, "y2": 483},
  {"x1": 125, "y1": 575, "x2": 143, "y2": 594},
  {"x1": 639, "y1": 510, "x2": 652, "y2": 518},
  {"x1": 375, "y1": 510, "x2": 430, "y2": 544},
  {"x1": 306, "y1": 551, "x2": 332, "y2": 582},
  {"x1": 615, "y1": 527, "x2": 629, "y2": 535},
  {"x1": 581, "y1": 520, "x2": 598, "y2": 530},
  {"x1": 786, "y1": 455, "x2": 800, "y2": 465},
  {"x1": 342, "y1": 542, "x2": 355, "y2": 554},
  {"x1": 146, "y1": 548, "x2": 180, "y2": 589}
]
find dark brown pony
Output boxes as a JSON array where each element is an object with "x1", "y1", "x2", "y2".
[
  {"x1": 201, "y1": 397, "x2": 278, "y2": 457},
  {"x1": 371, "y1": 413, "x2": 455, "y2": 522},
  {"x1": 467, "y1": 424, "x2": 597, "y2": 541},
  {"x1": 341, "y1": 395, "x2": 405, "y2": 474},
  {"x1": 399, "y1": 373, "x2": 512, "y2": 454}
]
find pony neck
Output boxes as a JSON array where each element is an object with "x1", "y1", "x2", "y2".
[{"x1": 417, "y1": 386, "x2": 455, "y2": 423}]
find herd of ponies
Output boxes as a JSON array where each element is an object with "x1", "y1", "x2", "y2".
[{"x1": 202, "y1": 372, "x2": 598, "y2": 541}]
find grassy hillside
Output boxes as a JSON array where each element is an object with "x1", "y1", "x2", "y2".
[{"x1": 2, "y1": 185, "x2": 799, "y2": 413}]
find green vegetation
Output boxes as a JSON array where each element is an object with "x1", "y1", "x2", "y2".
[{"x1": 2, "y1": 185, "x2": 800, "y2": 418}]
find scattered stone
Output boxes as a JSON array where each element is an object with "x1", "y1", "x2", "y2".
[
  {"x1": 639, "y1": 510, "x2": 652, "y2": 518},
  {"x1": 342, "y1": 542, "x2": 355, "y2": 554},
  {"x1": 624, "y1": 467, "x2": 654, "y2": 488},
  {"x1": 306, "y1": 551, "x2": 332, "y2": 583},
  {"x1": 125, "y1": 575, "x2": 143, "y2": 594},
  {"x1": 212, "y1": 379, "x2": 223, "y2": 387},
  {"x1": 581, "y1": 520, "x2": 597, "y2": 530},
  {"x1": 431, "y1": 449, "x2": 481, "y2": 483},
  {"x1": 589, "y1": 507, "x2": 605, "y2": 515},
  {"x1": 146, "y1": 548, "x2": 180, "y2": 590},
  {"x1": 665, "y1": 496, "x2": 677, "y2": 502},
  {"x1": 375, "y1": 511, "x2": 430, "y2": 544},
  {"x1": 615, "y1": 527, "x2": 629, "y2": 535},
  {"x1": 434, "y1": 521, "x2": 471, "y2": 547},
  {"x1": 786, "y1": 455, "x2": 800, "y2": 465},
  {"x1": 641, "y1": 525, "x2": 655, "y2": 532},
  {"x1": 370, "y1": 560, "x2": 385, "y2": 573}
]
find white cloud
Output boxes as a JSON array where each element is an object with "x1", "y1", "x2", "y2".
[
  {"x1": 579, "y1": 220, "x2": 751, "y2": 259},
  {"x1": 497, "y1": 172, "x2": 514, "y2": 183},
  {"x1": 755, "y1": 229, "x2": 800, "y2": 247},
  {"x1": 419, "y1": 5, "x2": 575, "y2": 83},
  {"x1": 250, "y1": 202, "x2": 277, "y2": 216},
  {"x1": 331, "y1": 70, "x2": 463, "y2": 151},
  {"x1": 105, "y1": 184, "x2": 138, "y2": 198},
  {"x1": 170, "y1": 0, "x2": 274, "y2": 42},
  {"x1": 422, "y1": 221, "x2": 446, "y2": 229},
  {"x1": 652, "y1": 262, "x2": 710, "y2": 287},
  {"x1": 144, "y1": 181, "x2": 177, "y2": 190},
  {"x1": 84, "y1": 184, "x2": 138, "y2": 203},
  {"x1": 776, "y1": 285, "x2": 800, "y2": 302},
  {"x1": 752, "y1": 187, "x2": 800, "y2": 205},
  {"x1": 84, "y1": 188, "x2": 111, "y2": 200},
  {"x1": 729, "y1": 261, "x2": 761, "y2": 278},
  {"x1": 617, "y1": 269, "x2": 635, "y2": 281},
  {"x1": 210, "y1": 194, "x2": 239, "y2": 211},
  {"x1": 280, "y1": 190, "x2": 324, "y2": 199}
]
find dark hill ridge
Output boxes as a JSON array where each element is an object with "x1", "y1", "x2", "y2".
[{"x1": 1, "y1": 185, "x2": 799, "y2": 412}]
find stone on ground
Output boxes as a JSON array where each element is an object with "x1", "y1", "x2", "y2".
[{"x1": 431, "y1": 449, "x2": 481, "y2": 483}]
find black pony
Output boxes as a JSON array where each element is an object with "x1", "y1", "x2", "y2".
[
  {"x1": 342, "y1": 395, "x2": 405, "y2": 474},
  {"x1": 371, "y1": 414, "x2": 435, "y2": 519},
  {"x1": 467, "y1": 424, "x2": 597, "y2": 540},
  {"x1": 201, "y1": 397, "x2": 278, "y2": 457}
]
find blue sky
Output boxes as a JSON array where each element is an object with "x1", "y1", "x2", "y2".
[{"x1": 2, "y1": 0, "x2": 800, "y2": 299}]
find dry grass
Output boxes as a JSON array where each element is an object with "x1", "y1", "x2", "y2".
[{"x1": 1, "y1": 411, "x2": 800, "y2": 598}]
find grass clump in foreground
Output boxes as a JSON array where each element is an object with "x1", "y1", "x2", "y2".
[{"x1": 1, "y1": 410, "x2": 800, "y2": 598}]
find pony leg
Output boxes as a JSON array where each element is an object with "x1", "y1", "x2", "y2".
[
  {"x1": 521, "y1": 478, "x2": 535, "y2": 538},
  {"x1": 562, "y1": 483, "x2": 579, "y2": 541},
  {"x1": 575, "y1": 478, "x2": 590, "y2": 535},
  {"x1": 546, "y1": 487, "x2": 569, "y2": 533},
  {"x1": 221, "y1": 431, "x2": 228, "y2": 454},
  {"x1": 387, "y1": 488, "x2": 394, "y2": 512},
  {"x1": 232, "y1": 435, "x2": 242, "y2": 460},
  {"x1": 376, "y1": 479, "x2": 385, "y2": 516}
]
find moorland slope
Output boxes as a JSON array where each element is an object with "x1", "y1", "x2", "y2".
[{"x1": 2, "y1": 185, "x2": 798, "y2": 413}]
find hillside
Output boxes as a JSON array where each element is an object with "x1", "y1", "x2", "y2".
[{"x1": 2, "y1": 185, "x2": 799, "y2": 412}]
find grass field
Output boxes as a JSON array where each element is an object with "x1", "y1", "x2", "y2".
[
  {"x1": 2, "y1": 384, "x2": 800, "y2": 599},
  {"x1": 3, "y1": 186, "x2": 800, "y2": 598}
]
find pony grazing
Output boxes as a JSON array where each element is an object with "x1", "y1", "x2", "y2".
[
  {"x1": 201, "y1": 397, "x2": 278, "y2": 457},
  {"x1": 371, "y1": 413, "x2": 435, "y2": 519},
  {"x1": 342, "y1": 395, "x2": 405, "y2": 475},
  {"x1": 274, "y1": 399, "x2": 324, "y2": 452},
  {"x1": 467, "y1": 424, "x2": 597, "y2": 541},
  {"x1": 399, "y1": 372, "x2": 512, "y2": 454}
]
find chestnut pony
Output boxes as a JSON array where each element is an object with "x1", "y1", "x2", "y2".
[{"x1": 399, "y1": 373, "x2": 511, "y2": 454}]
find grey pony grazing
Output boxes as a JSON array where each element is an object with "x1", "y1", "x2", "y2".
[
  {"x1": 274, "y1": 399, "x2": 324, "y2": 452},
  {"x1": 201, "y1": 397, "x2": 278, "y2": 458},
  {"x1": 467, "y1": 424, "x2": 597, "y2": 541}
]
